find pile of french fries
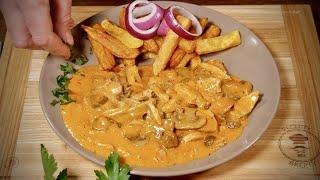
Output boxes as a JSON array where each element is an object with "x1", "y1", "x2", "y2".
[{"x1": 82, "y1": 7, "x2": 241, "y2": 75}]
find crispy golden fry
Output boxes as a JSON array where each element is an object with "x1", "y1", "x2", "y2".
[
  {"x1": 121, "y1": 58, "x2": 135, "y2": 66},
  {"x1": 177, "y1": 18, "x2": 208, "y2": 53},
  {"x1": 126, "y1": 65, "x2": 142, "y2": 85},
  {"x1": 178, "y1": 40, "x2": 195, "y2": 53},
  {"x1": 190, "y1": 55, "x2": 201, "y2": 69},
  {"x1": 88, "y1": 36, "x2": 115, "y2": 70},
  {"x1": 154, "y1": 36, "x2": 164, "y2": 49},
  {"x1": 169, "y1": 48, "x2": 186, "y2": 68},
  {"x1": 142, "y1": 39, "x2": 159, "y2": 53},
  {"x1": 119, "y1": 7, "x2": 126, "y2": 29},
  {"x1": 176, "y1": 53, "x2": 196, "y2": 68},
  {"x1": 199, "y1": 63, "x2": 231, "y2": 80},
  {"x1": 153, "y1": 16, "x2": 192, "y2": 75},
  {"x1": 101, "y1": 19, "x2": 143, "y2": 49},
  {"x1": 82, "y1": 25, "x2": 140, "y2": 58},
  {"x1": 199, "y1": 18, "x2": 209, "y2": 29},
  {"x1": 196, "y1": 30, "x2": 241, "y2": 55},
  {"x1": 202, "y1": 24, "x2": 221, "y2": 39},
  {"x1": 92, "y1": 24, "x2": 105, "y2": 32},
  {"x1": 142, "y1": 52, "x2": 157, "y2": 60}
]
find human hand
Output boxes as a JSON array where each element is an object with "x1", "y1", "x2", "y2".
[{"x1": 0, "y1": 0, "x2": 73, "y2": 59}]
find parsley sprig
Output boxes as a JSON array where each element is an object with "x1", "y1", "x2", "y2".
[
  {"x1": 95, "y1": 152, "x2": 131, "y2": 180},
  {"x1": 40, "y1": 144, "x2": 68, "y2": 180},
  {"x1": 50, "y1": 63, "x2": 75, "y2": 106},
  {"x1": 40, "y1": 144, "x2": 131, "y2": 180},
  {"x1": 68, "y1": 45, "x2": 88, "y2": 65}
]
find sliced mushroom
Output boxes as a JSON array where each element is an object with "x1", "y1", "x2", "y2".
[
  {"x1": 204, "y1": 135, "x2": 216, "y2": 147},
  {"x1": 88, "y1": 92, "x2": 108, "y2": 108},
  {"x1": 92, "y1": 117, "x2": 112, "y2": 131},
  {"x1": 175, "y1": 116, "x2": 207, "y2": 130},
  {"x1": 122, "y1": 119, "x2": 144, "y2": 140},
  {"x1": 159, "y1": 131, "x2": 179, "y2": 148},
  {"x1": 181, "y1": 132, "x2": 204, "y2": 143}
]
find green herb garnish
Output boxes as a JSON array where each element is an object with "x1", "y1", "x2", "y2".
[
  {"x1": 73, "y1": 55, "x2": 88, "y2": 66},
  {"x1": 68, "y1": 45, "x2": 88, "y2": 65},
  {"x1": 50, "y1": 63, "x2": 75, "y2": 106},
  {"x1": 60, "y1": 64, "x2": 75, "y2": 75},
  {"x1": 94, "y1": 152, "x2": 131, "y2": 180},
  {"x1": 41, "y1": 144, "x2": 68, "y2": 180}
]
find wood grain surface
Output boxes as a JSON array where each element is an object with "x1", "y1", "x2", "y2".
[
  {"x1": 0, "y1": 34, "x2": 32, "y2": 176},
  {"x1": 0, "y1": 5, "x2": 319, "y2": 179},
  {"x1": 282, "y1": 5, "x2": 320, "y2": 175}
]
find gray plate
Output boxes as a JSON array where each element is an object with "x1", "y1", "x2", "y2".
[{"x1": 39, "y1": 1, "x2": 280, "y2": 177}]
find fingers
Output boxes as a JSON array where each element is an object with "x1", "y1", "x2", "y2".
[
  {"x1": 51, "y1": 0, "x2": 74, "y2": 45},
  {"x1": 0, "y1": 0, "x2": 34, "y2": 48},
  {"x1": 17, "y1": 0, "x2": 70, "y2": 58}
]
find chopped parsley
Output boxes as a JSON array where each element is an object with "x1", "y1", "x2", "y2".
[
  {"x1": 68, "y1": 45, "x2": 88, "y2": 65},
  {"x1": 50, "y1": 63, "x2": 75, "y2": 106}
]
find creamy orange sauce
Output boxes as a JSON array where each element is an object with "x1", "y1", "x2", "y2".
[{"x1": 61, "y1": 61, "x2": 258, "y2": 168}]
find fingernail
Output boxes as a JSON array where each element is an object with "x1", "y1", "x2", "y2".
[{"x1": 65, "y1": 31, "x2": 74, "y2": 45}]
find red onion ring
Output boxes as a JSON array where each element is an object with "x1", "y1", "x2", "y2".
[
  {"x1": 125, "y1": 0, "x2": 160, "y2": 40},
  {"x1": 158, "y1": 5, "x2": 203, "y2": 39},
  {"x1": 132, "y1": 4, "x2": 164, "y2": 30}
]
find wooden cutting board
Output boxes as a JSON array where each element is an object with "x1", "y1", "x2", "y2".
[{"x1": 1, "y1": 5, "x2": 319, "y2": 179}]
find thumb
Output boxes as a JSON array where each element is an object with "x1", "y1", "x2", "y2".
[{"x1": 51, "y1": 0, "x2": 74, "y2": 45}]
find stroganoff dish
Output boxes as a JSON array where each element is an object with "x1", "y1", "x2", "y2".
[
  {"x1": 54, "y1": 2, "x2": 261, "y2": 168},
  {"x1": 61, "y1": 60, "x2": 259, "y2": 167}
]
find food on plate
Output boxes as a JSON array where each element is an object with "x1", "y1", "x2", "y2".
[
  {"x1": 153, "y1": 15, "x2": 192, "y2": 75},
  {"x1": 176, "y1": 52, "x2": 196, "y2": 68},
  {"x1": 82, "y1": 25, "x2": 140, "y2": 59},
  {"x1": 119, "y1": 7, "x2": 127, "y2": 29},
  {"x1": 202, "y1": 24, "x2": 221, "y2": 38},
  {"x1": 195, "y1": 30, "x2": 241, "y2": 55},
  {"x1": 56, "y1": 0, "x2": 257, "y2": 168},
  {"x1": 101, "y1": 19, "x2": 144, "y2": 49},
  {"x1": 178, "y1": 17, "x2": 208, "y2": 53},
  {"x1": 60, "y1": 59, "x2": 260, "y2": 167},
  {"x1": 169, "y1": 48, "x2": 186, "y2": 68},
  {"x1": 88, "y1": 36, "x2": 115, "y2": 70}
]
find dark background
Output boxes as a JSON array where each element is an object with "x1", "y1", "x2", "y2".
[{"x1": 0, "y1": 0, "x2": 319, "y2": 50}]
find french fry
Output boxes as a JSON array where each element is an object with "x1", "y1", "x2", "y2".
[
  {"x1": 101, "y1": 19, "x2": 143, "y2": 48},
  {"x1": 178, "y1": 18, "x2": 209, "y2": 53},
  {"x1": 178, "y1": 40, "x2": 195, "y2": 53},
  {"x1": 121, "y1": 58, "x2": 135, "y2": 66},
  {"x1": 126, "y1": 65, "x2": 142, "y2": 84},
  {"x1": 88, "y1": 36, "x2": 115, "y2": 70},
  {"x1": 92, "y1": 24, "x2": 105, "y2": 32},
  {"x1": 202, "y1": 24, "x2": 221, "y2": 39},
  {"x1": 82, "y1": 25, "x2": 140, "y2": 58},
  {"x1": 176, "y1": 53, "x2": 196, "y2": 68},
  {"x1": 154, "y1": 36, "x2": 164, "y2": 48},
  {"x1": 119, "y1": 7, "x2": 126, "y2": 29},
  {"x1": 142, "y1": 52, "x2": 157, "y2": 60},
  {"x1": 190, "y1": 55, "x2": 201, "y2": 69},
  {"x1": 142, "y1": 39, "x2": 159, "y2": 53},
  {"x1": 169, "y1": 48, "x2": 186, "y2": 68},
  {"x1": 153, "y1": 16, "x2": 192, "y2": 75},
  {"x1": 195, "y1": 30, "x2": 241, "y2": 55}
]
